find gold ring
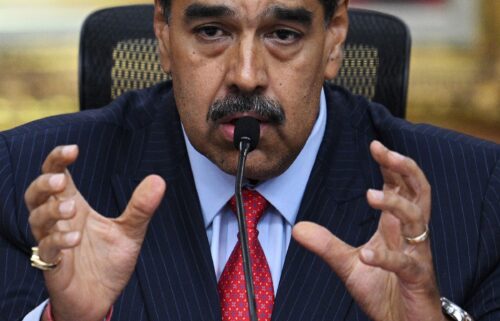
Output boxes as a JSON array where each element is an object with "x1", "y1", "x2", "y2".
[
  {"x1": 30, "y1": 247, "x2": 61, "y2": 271},
  {"x1": 404, "y1": 225, "x2": 429, "y2": 244}
]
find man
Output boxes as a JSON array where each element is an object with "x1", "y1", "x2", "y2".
[{"x1": 0, "y1": 0, "x2": 498, "y2": 320}]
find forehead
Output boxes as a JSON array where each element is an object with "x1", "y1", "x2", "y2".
[{"x1": 170, "y1": 0, "x2": 324, "y2": 20}]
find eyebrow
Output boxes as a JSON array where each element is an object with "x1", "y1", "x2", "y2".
[
  {"x1": 184, "y1": 3, "x2": 236, "y2": 20},
  {"x1": 261, "y1": 5, "x2": 313, "y2": 27}
]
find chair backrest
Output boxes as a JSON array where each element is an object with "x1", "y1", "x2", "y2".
[{"x1": 79, "y1": 5, "x2": 411, "y2": 118}]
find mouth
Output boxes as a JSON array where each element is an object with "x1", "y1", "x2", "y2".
[
  {"x1": 216, "y1": 112, "x2": 269, "y2": 125},
  {"x1": 216, "y1": 112, "x2": 269, "y2": 144}
]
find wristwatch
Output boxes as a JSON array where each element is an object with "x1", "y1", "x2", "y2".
[{"x1": 441, "y1": 297, "x2": 475, "y2": 321}]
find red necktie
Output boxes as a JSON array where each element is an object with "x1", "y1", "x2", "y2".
[{"x1": 218, "y1": 189, "x2": 275, "y2": 321}]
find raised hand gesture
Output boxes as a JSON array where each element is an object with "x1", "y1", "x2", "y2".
[
  {"x1": 293, "y1": 141, "x2": 445, "y2": 321},
  {"x1": 26, "y1": 145, "x2": 166, "y2": 321}
]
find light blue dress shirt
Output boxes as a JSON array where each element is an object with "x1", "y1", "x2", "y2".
[
  {"x1": 24, "y1": 89, "x2": 326, "y2": 320},
  {"x1": 184, "y1": 89, "x2": 327, "y2": 293}
]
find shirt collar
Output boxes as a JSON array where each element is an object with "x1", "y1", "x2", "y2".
[{"x1": 183, "y1": 88, "x2": 327, "y2": 227}]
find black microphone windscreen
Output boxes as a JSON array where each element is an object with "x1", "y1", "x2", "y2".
[{"x1": 233, "y1": 117, "x2": 260, "y2": 152}]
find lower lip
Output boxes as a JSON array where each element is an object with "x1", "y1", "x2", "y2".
[{"x1": 219, "y1": 122, "x2": 266, "y2": 143}]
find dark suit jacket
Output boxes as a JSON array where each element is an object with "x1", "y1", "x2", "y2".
[{"x1": 0, "y1": 82, "x2": 499, "y2": 321}]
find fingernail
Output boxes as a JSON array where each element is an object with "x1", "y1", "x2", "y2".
[
  {"x1": 390, "y1": 151, "x2": 406, "y2": 161},
  {"x1": 49, "y1": 174, "x2": 65, "y2": 189},
  {"x1": 62, "y1": 145, "x2": 77, "y2": 157},
  {"x1": 65, "y1": 231, "x2": 80, "y2": 244},
  {"x1": 59, "y1": 200, "x2": 75, "y2": 216},
  {"x1": 372, "y1": 140, "x2": 382, "y2": 148},
  {"x1": 369, "y1": 189, "x2": 384, "y2": 201},
  {"x1": 361, "y1": 248, "x2": 374, "y2": 262}
]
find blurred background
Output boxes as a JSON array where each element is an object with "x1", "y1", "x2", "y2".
[{"x1": 0, "y1": 0, "x2": 498, "y2": 142}]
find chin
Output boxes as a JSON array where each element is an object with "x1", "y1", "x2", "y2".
[
  {"x1": 241, "y1": 151, "x2": 293, "y2": 181},
  {"x1": 206, "y1": 146, "x2": 296, "y2": 181}
]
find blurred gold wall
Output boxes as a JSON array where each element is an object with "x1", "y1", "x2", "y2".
[
  {"x1": 0, "y1": 0, "x2": 150, "y2": 130},
  {"x1": 0, "y1": 0, "x2": 498, "y2": 142},
  {"x1": 406, "y1": 0, "x2": 499, "y2": 142}
]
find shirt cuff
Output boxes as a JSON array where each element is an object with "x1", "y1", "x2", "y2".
[
  {"x1": 22, "y1": 299, "x2": 48, "y2": 321},
  {"x1": 43, "y1": 301, "x2": 113, "y2": 321}
]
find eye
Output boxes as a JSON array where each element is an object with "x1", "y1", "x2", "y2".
[
  {"x1": 267, "y1": 29, "x2": 302, "y2": 44},
  {"x1": 194, "y1": 25, "x2": 228, "y2": 41}
]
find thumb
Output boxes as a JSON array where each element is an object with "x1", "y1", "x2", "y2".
[
  {"x1": 116, "y1": 175, "x2": 166, "y2": 239},
  {"x1": 292, "y1": 221, "x2": 356, "y2": 280}
]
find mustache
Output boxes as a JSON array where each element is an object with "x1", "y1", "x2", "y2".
[{"x1": 206, "y1": 94, "x2": 285, "y2": 124}]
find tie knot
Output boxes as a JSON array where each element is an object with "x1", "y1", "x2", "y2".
[{"x1": 229, "y1": 188, "x2": 268, "y2": 231}]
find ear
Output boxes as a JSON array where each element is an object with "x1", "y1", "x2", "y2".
[
  {"x1": 323, "y1": 0, "x2": 349, "y2": 80},
  {"x1": 154, "y1": 0, "x2": 172, "y2": 73}
]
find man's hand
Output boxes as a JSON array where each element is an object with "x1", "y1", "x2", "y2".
[
  {"x1": 26, "y1": 145, "x2": 166, "y2": 321},
  {"x1": 293, "y1": 141, "x2": 446, "y2": 321}
]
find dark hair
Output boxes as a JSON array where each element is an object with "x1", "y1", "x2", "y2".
[{"x1": 159, "y1": 0, "x2": 338, "y2": 24}]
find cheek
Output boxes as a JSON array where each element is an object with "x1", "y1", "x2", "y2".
[
  {"x1": 172, "y1": 56, "x2": 220, "y2": 99},
  {"x1": 268, "y1": 60, "x2": 324, "y2": 153},
  {"x1": 270, "y1": 44, "x2": 326, "y2": 101},
  {"x1": 272, "y1": 57, "x2": 324, "y2": 130},
  {"x1": 170, "y1": 48, "x2": 227, "y2": 125},
  {"x1": 285, "y1": 52, "x2": 325, "y2": 89}
]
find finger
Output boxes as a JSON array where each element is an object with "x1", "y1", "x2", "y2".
[
  {"x1": 41, "y1": 145, "x2": 80, "y2": 199},
  {"x1": 371, "y1": 143, "x2": 409, "y2": 196},
  {"x1": 370, "y1": 141, "x2": 431, "y2": 203},
  {"x1": 371, "y1": 141, "x2": 414, "y2": 191},
  {"x1": 25, "y1": 173, "x2": 67, "y2": 211},
  {"x1": 360, "y1": 247, "x2": 426, "y2": 282},
  {"x1": 380, "y1": 166, "x2": 409, "y2": 197},
  {"x1": 292, "y1": 221, "x2": 355, "y2": 281},
  {"x1": 38, "y1": 230, "x2": 81, "y2": 267},
  {"x1": 377, "y1": 211, "x2": 403, "y2": 251},
  {"x1": 367, "y1": 189, "x2": 427, "y2": 239},
  {"x1": 26, "y1": 146, "x2": 80, "y2": 210},
  {"x1": 29, "y1": 199, "x2": 76, "y2": 241},
  {"x1": 41, "y1": 145, "x2": 79, "y2": 174},
  {"x1": 115, "y1": 175, "x2": 166, "y2": 240}
]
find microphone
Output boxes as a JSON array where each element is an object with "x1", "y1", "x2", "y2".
[
  {"x1": 233, "y1": 117, "x2": 260, "y2": 321},
  {"x1": 233, "y1": 116, "x2": 260, "y2": 152}
]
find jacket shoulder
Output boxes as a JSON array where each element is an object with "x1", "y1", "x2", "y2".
[
  {"x1": 324, "y1": 83, "x2": 499, "y2": 204},
  {"x1": 324, "y1": 83, "x2": 499, "y2": 159},
  {"x1": 0, "y1": 81, "x2": 175, "y2": 234}
]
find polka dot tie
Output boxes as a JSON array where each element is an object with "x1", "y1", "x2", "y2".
[{"x1": 218, "y1": 189, "x2": 275, "y2": 321}]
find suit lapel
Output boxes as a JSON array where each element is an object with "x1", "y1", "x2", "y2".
[
  {"x1": 272, "y1": 86, "x2": 383, "y2": 321},
  {"x1": 111, "y1": 89, "x2": 220, "y2": 320}
]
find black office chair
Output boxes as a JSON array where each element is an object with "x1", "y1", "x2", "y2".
[{"x1": 79, "y1": 5, "x2": 411, "y2": 118}]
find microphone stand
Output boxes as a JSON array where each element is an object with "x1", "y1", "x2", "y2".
[{"x1": 235, "y1": 137, "x2": 258, "y2": 321}]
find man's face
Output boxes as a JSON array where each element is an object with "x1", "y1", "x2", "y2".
[{"x1": 155, "y1": 0, "x2": 347, "y2": 180}]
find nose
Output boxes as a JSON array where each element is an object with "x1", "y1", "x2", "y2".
[{"x1": 226, "y1": 35, "x2": 268, "y2": 94}]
